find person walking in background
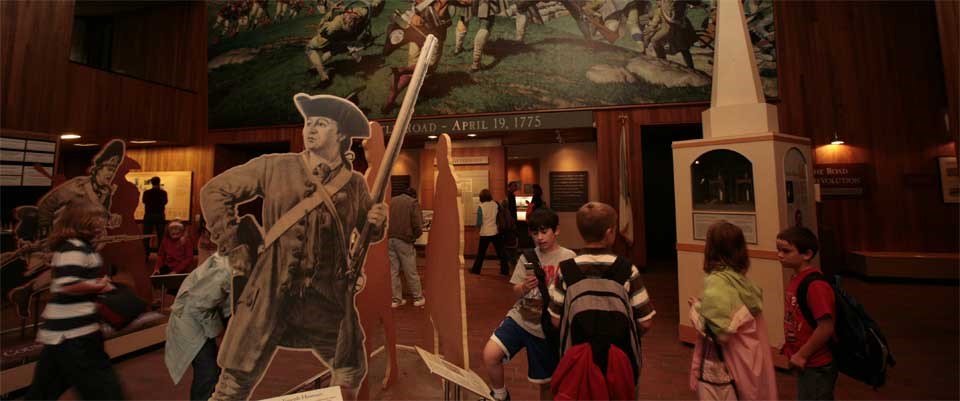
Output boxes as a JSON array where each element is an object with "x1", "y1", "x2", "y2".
[
  {"x1": 26, "y1": 200, "x2": 125, "y2": 400},
  {"x1": 688, "y1": 221, "x2": 777, "y2": 400},
  {"x1": 388, "y1": 187, "x2": 425, "y2": 308},
  {"x1": 470, "y1": 189, "x2": 510, "y2": 276},
  {"x1": 142, "y1": 176, "x2": 168, "y2": 260},
  {"x1": 525, "y1": 184, "x2": 545, "y2": 216},
  {"x1": 502, "y1": 182, "x2": 520, "y2": 266}
]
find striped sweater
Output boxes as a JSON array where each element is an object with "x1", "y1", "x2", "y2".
[
  {"x1": 36, "y1": 238, "x2": 104, "y2": 344},
  {"x1": 547, "y1": 250, "x2": 656, "y2": 328}
]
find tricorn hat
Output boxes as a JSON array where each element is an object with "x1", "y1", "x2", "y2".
[
  {"x1": 293, "y1": 93, "x2": 369, "y2": 139},
  {"x1": 93, "y1": 139, "x2": 126, "y2": 168}
]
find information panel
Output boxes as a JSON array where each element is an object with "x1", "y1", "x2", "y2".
[
  {"x1": 549, "y1": 171, "x2": 589, "y2": 212},
  {"x1": 126, "y1": 171, "x2": 193, "y2": 221},
  {"x1": 692, "y1": 212, "x2": 758, "y2": 244}
]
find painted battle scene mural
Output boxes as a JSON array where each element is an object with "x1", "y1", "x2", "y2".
[{"x1": 208, "y1": 0, "x2": 776, "y2": 128}]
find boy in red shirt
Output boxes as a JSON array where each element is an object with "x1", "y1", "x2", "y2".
[{"x1": 777, "y1": 226, "x2": 838, "y2": 400}]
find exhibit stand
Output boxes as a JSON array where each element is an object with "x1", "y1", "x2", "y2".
[{"x1": 672, "y1": 0, "x2": 816, "y2": 367}]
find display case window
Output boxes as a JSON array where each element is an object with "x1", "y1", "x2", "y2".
[{"x1": 691, "y1": 150, "x2": 755, "y2": 212}]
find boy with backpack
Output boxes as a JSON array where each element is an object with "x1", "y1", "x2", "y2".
[
  {"x1": 777, "y1": 226, "x2": 838, "y2": 400},
  {"x1": 547, "y1": 202, "x2": 655, "y2": 399},
  {"x1": 481, "y1": 208, "x2": 576, "y2": 401}
]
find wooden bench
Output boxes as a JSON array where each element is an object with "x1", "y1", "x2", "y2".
[{"x1": 847, "y1": 251, "x2": 959, "y2": 280}]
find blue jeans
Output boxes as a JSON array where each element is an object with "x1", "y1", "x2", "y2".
[
  {"x1": 388, "y1": 238, "x2": 422, "y2": 301},
  {"x1": 798, "y1": 363, "x2": 838, "y2": 400}
]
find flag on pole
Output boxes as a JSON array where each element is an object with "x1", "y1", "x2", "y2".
[{"x1": 618, "y1": 117, "x2": 634, "y2": 245}]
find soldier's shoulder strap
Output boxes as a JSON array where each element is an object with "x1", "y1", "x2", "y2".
[{"x1": 261, "y1": 167, "x2": 352, "y2": 250}]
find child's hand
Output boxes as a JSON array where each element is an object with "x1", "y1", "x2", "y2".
[
  {"x1": 522, "y1": 275, "x2": 538, "y2": 293},
  {"x1": 789, "y1": 354, "x2": 807, "y2": 370},
  {"x1": 687, "y1": 296, "x2": 700, "y2": 306}
]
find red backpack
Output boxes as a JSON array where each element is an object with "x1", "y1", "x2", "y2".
[{"x1": 551, "y1": 342, "x2": 635, "y2": 400}]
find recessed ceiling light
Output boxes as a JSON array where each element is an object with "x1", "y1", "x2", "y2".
[
  {"x1": 467, "y1": 133, "x2": 477, "y2": 137},
  {"x1": 427, "y1": 135, "x2": 438, "y2": 139},
  {"x1": 74, "y1": 143, "x2": 99, "y2": 147},
  {"x1": 130, "y1": 140, "x2": 157, "y2": 144},
  {"x1": 60, "y1": 133, "x2": 81, "y2": 140}
]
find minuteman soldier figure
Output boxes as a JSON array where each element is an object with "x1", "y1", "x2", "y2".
[{"x1": 201, "y1": 94, "x2": 387, "y2": 401}]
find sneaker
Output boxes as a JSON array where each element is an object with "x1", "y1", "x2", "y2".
[
  {"x1": 413, "y1": 297, "x2": 426, "y2": 307},
  {"x1": 489, "y1": 390, "x2": 510, "y2": 401},
  {"x1": 391, "y1": 299, "x2": 407, "y2": 308}
]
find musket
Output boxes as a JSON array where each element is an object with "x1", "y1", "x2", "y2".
[
  {"x1": 342, "y1": 34, "x2": 439, "y2": 286},
  {"x1": 331, "y1": 34, "x2": 437, "y2": 374},
  {"x1": 1, "y1": 234, "x2": 155, "y2": 270}
]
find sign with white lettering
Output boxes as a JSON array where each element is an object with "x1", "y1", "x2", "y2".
[
  {"x1": 550, "y1": 171, "x2": 589, "y2": 212},
  {"x1": 380, "y1": 110, "x2": 593, "y2": 136},
  {"x1": 813, "y1": 163, "x2": 870, "y2": 199}
]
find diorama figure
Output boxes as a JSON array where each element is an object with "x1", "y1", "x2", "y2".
[
  {"x1": 7, "y1": 140, "x2": 126, "y2": 318},
  {"x1": 201, "y1": 93, "x2": 387, "y2": 400}
]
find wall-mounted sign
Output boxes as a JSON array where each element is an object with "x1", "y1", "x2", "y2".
[
  {"x1": 0, "y1": 136, "x2": 57, "y2": 187},
  {"x1": 550, "y1": 171, "x2": 589, "y2": 212},
  {"x1": 693, "y1": 212, "x2": 758, "y2": 244},
  {"x1": 813, "y1": 163, "x2": 870, "y2": 199},
  {"x1": 381, "y1": 110, "x2": 594, "y2": 137}
]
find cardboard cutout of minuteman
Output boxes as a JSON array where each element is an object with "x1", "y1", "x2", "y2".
[{"x1": 200, "y1": 94, "x2": 388, "y2": 401}]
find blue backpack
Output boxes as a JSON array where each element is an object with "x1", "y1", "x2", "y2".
[{"x1": 798, "y1": 273, "x2": 895, "y2": 388}]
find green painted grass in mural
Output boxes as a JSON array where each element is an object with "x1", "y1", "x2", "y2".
[{"x1": 208, "y1": 1, "x2": 775, "y2": 129}]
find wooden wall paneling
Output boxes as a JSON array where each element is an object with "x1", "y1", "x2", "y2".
[
  {"x1": 935, "y1": 0, "x2": 959, "y2": 157},
  {"x1": 1, "y1": 1, "x2": 207, "y2": 145},
  {"x1": 776, "y1": 1, "x2": 958, "y2": 255},
  {"x1": 0, "y1": 1, "x2": 74, "y2": 135},
  {"x1": 594, "y1": 104, "x2": 706, "y2": 266},
  {"x1": 125, "y1": 145, "x2": 214, "y2": 223}
]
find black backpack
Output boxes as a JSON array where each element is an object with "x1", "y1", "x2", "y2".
[
  {"x1": 798, "y1": 273, "x2": 895, "y2": 388},
  {"x1": 520, "y1": 249, "x2": 559, "y2": 349},
  {"x1": 557, "y1": 257, "x2": 640, "y2": 380}
]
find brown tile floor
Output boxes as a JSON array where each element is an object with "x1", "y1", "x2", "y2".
[{"x1": 18, "y1": 258, "x2": 959, "y2": 400}]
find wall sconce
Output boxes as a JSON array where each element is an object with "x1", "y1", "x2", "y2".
[{"x1": 830, "y1": 131, "x2": 844, "y2": 145}]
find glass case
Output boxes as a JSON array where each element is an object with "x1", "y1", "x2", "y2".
[{"x1": 691, "y1": 150, "x2": 756, "y2": 212}]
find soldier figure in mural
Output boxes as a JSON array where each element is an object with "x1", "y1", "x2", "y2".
[
  {"x1": 201, "y1": 94, "x2": 387, "y2": 401},
  {"x1": 5, "y1": 140, "x2": 128, "y2": 318},
  {"x1": 579, "y1": 0, "x2": 652, "y2": 44},
  {"x1": 640, "y1": 0, "x2": 703, "y2": 69},
  {"x1": 305, "y1": 0, "x2": 383, "y2": 85},
  {"x1": 382, "y1": 0, "x2": 468, "y2": 113}
]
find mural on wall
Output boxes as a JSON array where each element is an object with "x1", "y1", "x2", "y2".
[{"x1": 208, "y1": 0, "x2": 777, "y2": 128}]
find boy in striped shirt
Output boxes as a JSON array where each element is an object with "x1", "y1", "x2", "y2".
[
  {"x1": 548, "y1": 201, "x2": 655, "y2": 363},
  {"x1": 26, "y1": 201, "x2": 124, "y2": 400}
]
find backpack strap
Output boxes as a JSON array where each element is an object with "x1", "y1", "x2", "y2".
[
  {"x1": 797, "y1": 272, "x2": 828, "y2": 328},
  {"x1": 603, "y1": 256, "x2": 632, "y2": 285},
  {"x1": 559, "y1": 258, "x2": 585, "y2": 285}
]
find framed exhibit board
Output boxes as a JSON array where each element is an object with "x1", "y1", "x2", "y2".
[
  {"x1": 549, "y1": 171, "x2": 589, "y2": 212},
  {"x1": 126, "y1": 171, "x2": 193, "y2": 221}
]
